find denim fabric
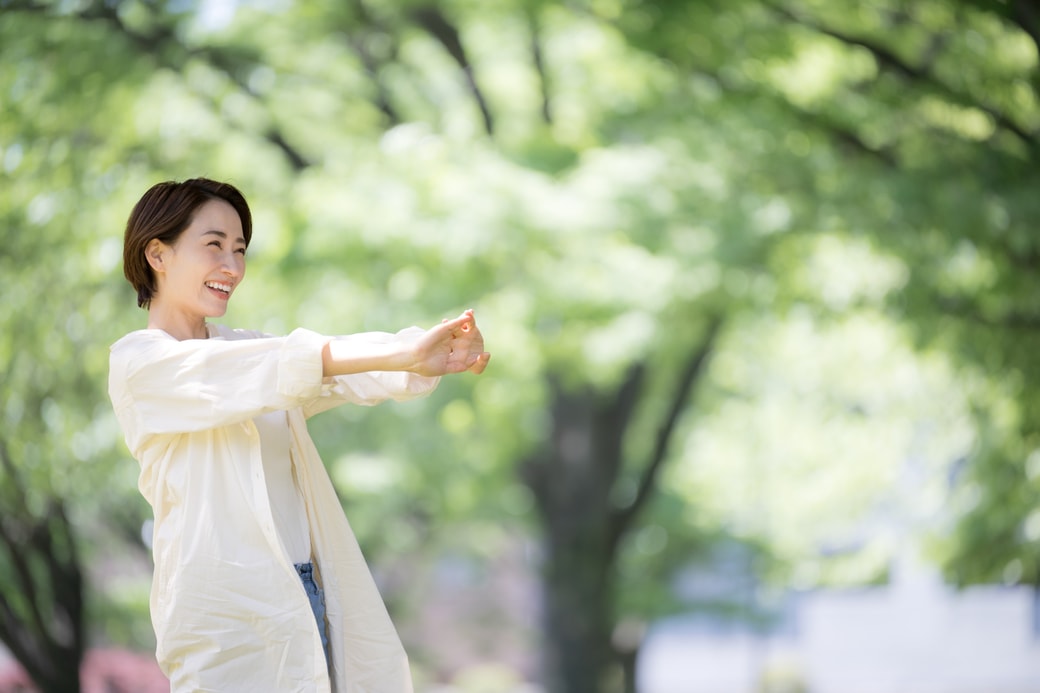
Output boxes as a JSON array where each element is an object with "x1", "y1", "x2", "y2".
[{"x1": 295, "y1": 562, "x2": 330, "y2": 667}]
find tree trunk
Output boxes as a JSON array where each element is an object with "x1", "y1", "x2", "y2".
[
  {"x1": 543, "y1": 531, "x2": 616, "y2": 693},
  {"x1": 523, "y1": 376, "x2": 633, "y2": 693},
  {"x1": 0, "y1": 442, "x2": 84, "y2": 693},
  {"x1": 523, "y1": 322, "x2": 722, "y2": 693}
]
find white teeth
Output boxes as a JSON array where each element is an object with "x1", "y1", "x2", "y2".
[{"x1": 206, "y1": 282, "x2": 231, "y2": 293}]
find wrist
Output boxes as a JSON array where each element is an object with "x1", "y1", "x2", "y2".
[{"x1": 323, "y1": 338, "x2": 417, "y2": 377}]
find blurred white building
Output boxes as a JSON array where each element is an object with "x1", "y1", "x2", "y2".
[{"x1": 638, "y1": 558, "x2": 1040, "y2": 693}]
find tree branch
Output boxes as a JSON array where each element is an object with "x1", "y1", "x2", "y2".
[
  {"x1": 609, "y1": 317, "x2": 724, "y2": 546},
  {"x1": 527, "y1": 7, "x2": 553, "y2": 125},
  {"x1": 998, "y1": 0, "x2": 1040, "y2": 61},
  {"x1": 0, "y1": 443, "x2": 49, "y2": 640},
  {"x1": 596, "y1": 363, "x2": 647, "y2": 485},
  {"x1": 41, "y1": 500, "x2": 84, "y2": 655},
  {"x1": 0, "y1": 594, "x2": 36, "y2": 683},
  {"x1": 692, "y1": 65, "x2": 898, "y2": 167},
  {"x1": 345, "y1": 36, "x2": 403, "y2": 126},
  {"x1": 8, "y1": 0, "x2": 313, "y2": 170},
  {"x1": 343, "y1": 0, "x2": 403, "y2": 126},
  {"x1": 768, "y1": 1, "x2": 1038, "y2": 153},
  {"x1": 777, "y1": 95, "x2": 899, "y2": 167},
  {"x1": 936, "y1": 294, "x2": 1040, "y2": 330},
  {"x1": 410, "y1": 5, "x2": 495, "y2": 135},
  {"x1": 0, "y1": 441, "x2": 80, "y2": 688},
  {"x1": 1013, "y1": 0, "x2": 1040, "y2": 43}
]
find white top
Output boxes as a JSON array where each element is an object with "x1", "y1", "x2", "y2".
[
  {"x1": 108, "y1": 323, "x2": 439, "y2": 693},
  {"x1": 255, "y1": 409, "x2": 312, "y2": 564}
]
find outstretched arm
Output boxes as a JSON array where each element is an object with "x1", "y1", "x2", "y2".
[{"x1": 322, "y1": 309, "x2": 490, "y2": 378}]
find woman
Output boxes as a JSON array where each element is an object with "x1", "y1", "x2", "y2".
[{"x1": 108, "y1": 178, "x2": 490, "y2": 692}]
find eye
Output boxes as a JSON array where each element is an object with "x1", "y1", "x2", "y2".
[
  {"x1": 236, "y1": 248, "x2": 247, "y2": 256},
  {"x1": 208, "y1": 240, "x2": 222, "y2": 248}
]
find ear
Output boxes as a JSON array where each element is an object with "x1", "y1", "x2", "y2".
[{"x1": 145, "y1": 238, "x2": 167, "y2": 273}]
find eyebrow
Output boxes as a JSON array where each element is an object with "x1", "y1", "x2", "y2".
[{"x1": 202, "y1": 229, "x2": 247, "y2": 245}]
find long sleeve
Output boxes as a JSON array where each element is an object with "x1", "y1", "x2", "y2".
[
  {"x1": 108, "y1": 325, "x2": 441, "y2": 452},
  {"x1": 109, "y1": 328, "x2": 329, "y2": 442},
  {"x1": 303, "y1": 326, "x2": 441, "y2": 418}
]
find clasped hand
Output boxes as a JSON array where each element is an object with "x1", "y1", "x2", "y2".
[{"x1": 411, "y1": 309, "x2": 490, "y2": 377}]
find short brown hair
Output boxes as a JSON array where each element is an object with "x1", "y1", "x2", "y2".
[{"x1": 123, "y1": 178, "x2": 253, "y2": 308}]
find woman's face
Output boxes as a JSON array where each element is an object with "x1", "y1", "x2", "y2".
[{"x1": 150, "y1": 198, "x2": 247, "y2": 319}]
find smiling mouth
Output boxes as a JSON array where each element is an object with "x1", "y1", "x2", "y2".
[{"x1": 205, "y1": 281, "x2": 232, "y2": 297}]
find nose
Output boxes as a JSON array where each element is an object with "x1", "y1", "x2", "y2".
[{"x1": 222, "y1": 252, "x2": 244, "y2": 280}]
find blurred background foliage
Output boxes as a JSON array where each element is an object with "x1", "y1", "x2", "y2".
[{"x1": 2, "y1": 0, "x2": 1040, "y2": 691}]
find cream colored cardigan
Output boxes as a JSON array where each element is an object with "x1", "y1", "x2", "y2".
[{"x1": 108, "y1": 323, "x2": 438, "y2": 692}]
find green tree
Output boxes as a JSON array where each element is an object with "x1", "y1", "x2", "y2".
[{"x1": 3, "y1": 1, "x2": 1040, "y2": 692}]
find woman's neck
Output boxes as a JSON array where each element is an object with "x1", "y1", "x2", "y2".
[{"x1": 147, "y1": 303, "x2": 208, "y2": 341}]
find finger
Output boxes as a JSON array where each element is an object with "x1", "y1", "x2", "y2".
[
  {"x1": 448, "y1": 313, "x2": 476, "y2": 337},
  {"x1": 446, "y1": 313, "x2": 471, "y2": 329},
  {"x1": 468, "y1": 352, "x2": 490, "y2": 374},
  {"x1": 435, "y1": 314, "x2": 469, "y2": 337}
]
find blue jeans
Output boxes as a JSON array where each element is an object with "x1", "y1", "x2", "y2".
[{"x1": 295, "y1": 562, "x2": 330, "y2": 666}]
